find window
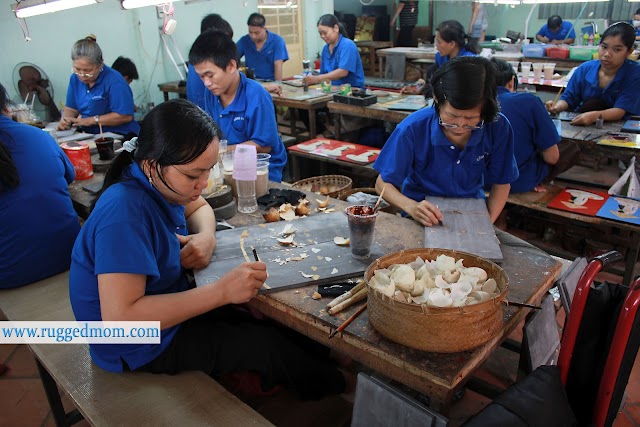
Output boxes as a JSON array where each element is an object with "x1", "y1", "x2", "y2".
[
  {"x1": 258, "y1": 0, "x2": 304, "y2": 77},
  {"x1": 539, "y1": 1, "x2": 636, "y2": 22}
]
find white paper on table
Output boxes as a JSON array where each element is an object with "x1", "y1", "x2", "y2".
[{"x1": 609, "y1": 156, "x2": 639, "y2": 199}]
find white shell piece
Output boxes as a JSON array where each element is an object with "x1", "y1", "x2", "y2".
[
  {"x1": 394, "y1": 290, "x2": 408, "y2": 303},
  {"x1": 469, "y1": 291, "x2": 491, "y2": 302},
  {"x1": 416, "y1": 263, "x2": 429, "y2": 280},
  {"x1": 331, "y1": 268, "x2": 338, "y2": 275},
  {"x1": 334, "y1": 236, "x2": 350, "y2": 246},
  {"x1": 311, "y1": 248, "x2": 321, "y2": 253},
  {"x1": 390, "y1": 265, "x2": 415, "y2": 291},
  {"x1": 482, "y1": 278, "x2": 498, "y2": 294},
  {"x1": 450, "y1": 280, "x2": 473, "y2": 295},
  {"x1": 280, "y1": 224, "x2": 296, "y2": 236},
  {"x1": 459, "y1": 273, "x2": 480, "y2": 286},
  {"x1": 462, "y1": 267, "x2": 488, "y2": 283},
  {"x1": 428, "y1": 288, "x2": 453, "y2": 307},
  {"x1": 408, "y1": 256, "x2": 425, "y2": 270},
  {"x1": 435, "y1": 275, "x2": 451, "y2": 289},
  {"x1": 373, "y1": 271, "x2": 391, "y2": 287},
  {"x1": 435, "y1": 254, "x2": 456, "y2": 273},
  {"x1": 410, "y1": 278, "x2": 426, "y2": 297},
  {"x1": 277, "y1": 235, "x2": 295, "y2": 245},
  {"x1": 443, "y1": 270, "x2": 461, "y2": 284}
]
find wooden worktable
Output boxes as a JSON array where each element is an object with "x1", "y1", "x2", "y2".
[
  {"x1": 355, "y1": 40, "x2": 393, "y2": 74},
  {"x1": 158, "y1": 81, "x2": 186, "y2": 102},
  {"x1": 204, "y1": 192, "x2": 561, "y2": 411},
  {"x1": 270, "y1": 83, "x2": 334, "y2": 139}
]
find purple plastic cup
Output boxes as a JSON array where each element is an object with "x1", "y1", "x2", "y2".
[{"x1": 232, "y1": 145, "x2": 257, "y2": 180}]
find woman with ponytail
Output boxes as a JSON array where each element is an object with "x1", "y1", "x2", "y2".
[
  {"x1": 0, "y1": 83, "x2": 80, "y2": 288},
  {"x1": 434, "y1": 20, "x2": 480, "y2": 68},
  {"x1": 373, "y1": 56, "x2": 518, "y2": 226},
  {"x1": 70, "y1": 99, "x2": 350, "y2": 400}
]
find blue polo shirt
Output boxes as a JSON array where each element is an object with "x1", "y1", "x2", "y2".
[
  {"x1": 320, "y1": 35, "x2": 365, "y2": 90},
  {"x1": 536, "y1": 21, "x2": 576, "y2": 42},
  {"x1": 202, "y1": 72, "x2": 286, "y2": 182},
  {"x1": 561, "y1": 59, "x2": 640, "y2": 116},
  {"x1": 187, "y1": 63, "x2": 207, "y2": 110},
  {"x1": 435, "y1": 48, "x2": 477, "y2": 67},
  {"x1": 65, "y1": 65, "x2": 139, "y2": 136},
  {"x1": 70, "y1": 162, "x2": 188, "y2": 373},
  {"x1": 373, "y1": 107, "x2": 518, "y2": 201},
  {"x1": 0, "y1": 116, "x2": 80, "y2": 288},
  {"x1": 486, "y1": 87, "x2": 560, "y2": 193},
  {"x1": 237, "y1": 31, "x2": 289, "y2": 81}
]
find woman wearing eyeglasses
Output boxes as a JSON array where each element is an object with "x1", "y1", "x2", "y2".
[
  {"x1": 373, "y1": 56, "x2": 518, "y2": 226},
  {"x1": 58, "y1": 35, "x2": 139, "y2": 136}
]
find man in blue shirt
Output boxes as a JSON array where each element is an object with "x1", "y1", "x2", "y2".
[
  {"x1": 536, "y1": 15, "x2": 576, "y2": 45},
  {"x1": 189, "y1": 30, "x2": 286, "y2": 182},
  {"x1": 487, "y1": 59, "x2": 564, "y2": 194},
  {"x1": 237, "y1": 13, "x2": 289, "y2": 81}
]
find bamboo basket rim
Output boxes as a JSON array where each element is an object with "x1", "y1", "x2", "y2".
[
  {"x1": 290, "y1": 175, "x2": 352, "y2": 198},
  {"x1": 365, "y1": 248, "x2": 509, "y2": 315}
]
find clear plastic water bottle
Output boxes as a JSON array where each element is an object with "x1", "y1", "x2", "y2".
[{"x1": 232, "y1": 145, "x2": 258, "y2": 213}]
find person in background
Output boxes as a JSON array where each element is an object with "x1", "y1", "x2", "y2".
[
  {"x1": 390, "y1": 0, "x2": 419, "y2": 47},
  {"x1": 632, "y1": 9, "x2": 640, "y2": 41},
  {"x1": 17, "y1": 65, "x2": 60, "y2": 122},
  {"x1": 434, "y1": 20, "x2": 479, "y2": 68},
  {"x1": 303, "y1": 14, "x2": 365, "y2": 90},
  {"x1": 187, "y1": 14, "x2": 234, "y2": 110},
  {"x1": 488, "y1": 59, "x2": 563, "y2": 193},
  {"x1": 111, "y1": 56, "x2": 139, "y2": 85},
  {"x1": 58, "y1": 36, "x2": 139, "y2": 136},
  {"x1": 0, "y1": 82, "x2": 80, "y2": 289},
  {"x1": 237, "y1": 13, "x2": 289, "y2": 81},
  {"x1": 69, "y1": 99, "x2": 349, "y2": 400},
  {"x1": 189, "y1": 30, "x2": 286, "y2": 182},
  {"x1": 374, "y1": 56, "x2": 518, "y2": 226},
  {"x1": 469, "y1": 1, "x2": 488, "y2": 42},
  {"x1": 546, "y1": 22, "x2": 640, "y2": 125},
  {"x1": 536, "y1": 15, "x2": 576, "y2": 45}
]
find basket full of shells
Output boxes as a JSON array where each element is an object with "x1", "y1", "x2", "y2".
[{"x1": 364, "y1": 248, "x2": 509, "y2": 353}]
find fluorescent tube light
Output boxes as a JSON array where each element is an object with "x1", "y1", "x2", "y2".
[
  {"x1": 522, "y1": 0, "x2": 606, "y2": 3},
  {"x1": 122, "y1": 0, "x2": 182, "y2": 8},
  {"x1": 12, "y1": 0, "x2": 102, "y2": 18},
  {"x1": 477, "y1": 0, "x2": 521, "y2": 4}
]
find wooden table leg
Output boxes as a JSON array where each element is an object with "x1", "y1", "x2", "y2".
[
  {"x1": 379, "y1": 56, "x2": 384, "y2": 78},
  {"x1": 309, "y1": 108, "x2": 317, "y2": 138},
  {"x1": 369, "y1": 48, "x2": 375, "y2": 74},
  {"x1": 290, "y1": 108, "x2": 298, "y2": 137},
  {"x1": 163, "y1": 92, "x2": 169, "y2": 102},
  {"x1": 334, "y1": 113, "x2": 341, "y2": 140}
]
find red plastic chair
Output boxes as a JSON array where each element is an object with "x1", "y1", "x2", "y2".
[{"x1": 557, "y1": 251, "x2": 640, "y2": 426}]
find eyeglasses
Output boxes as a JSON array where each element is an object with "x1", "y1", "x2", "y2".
[
  {"x1": 438, "y1": 115, "x2": 484, "y2": 131},
  {"x1": 72, "y1": 67, "x2": 101, "y2": 78}
]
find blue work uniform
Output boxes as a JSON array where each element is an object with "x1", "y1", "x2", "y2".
[
  {"x1": 486, "y1": 87, "x2": 560, "y2": 193},
  {"x1": 435, "y1": 48, "x2": 477, "y2": 67},
  {"x1": 536, "y1": 21, "x2": 576, "y2": 42},
  {"x1": 320, "y1": 35, "x2": 365, "y2": 90},
  {"x1": 373, "y1": 107, "x2": 518, "y2": 201},
  {"x1": 202, "y1": 72, "x2": 286, "y2": 182},
  {"x1": 187, "y1": 63, "x2": 207, "y2": 110},
  {"x1": 237, "y1": 30, "x2": 289, "y2": 81},
  {"x1": 561, "y1": 59, "x2": 640, "y2": 116},
  {"x1": 0, "y1": 116, "x2": 80, "y2": 288},
  {"x1": 70, "y1": 162, "x2": 188, "y2": 373},
  {"x1": 65, "y1": 65, "x2": 139, "y2": 136}
]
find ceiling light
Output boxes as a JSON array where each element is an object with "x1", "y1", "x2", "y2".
[
  {"x1": 477, "y1": 0, "x2": 521, "y2": 4},
  {"x1": 522, "y1": 0, "x2": 606, "y2": 3},
  {"x1": 122, "y1": 0, "x2": 182, "y2": 9},
  {"x1": 12, "y1": 0, "x2": 102, "y2": 18}
]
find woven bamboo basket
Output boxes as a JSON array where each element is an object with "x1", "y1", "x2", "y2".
[
  {"x1": 364, "y1": 248, "x2": 509, "y2": 353},
  {"x1": 291, "y1": 175, "x2": 352, "y2": 199}
]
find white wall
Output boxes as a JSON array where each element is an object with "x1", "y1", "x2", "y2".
[{"x1": 0, "y1": 0, "x2": 335, "y2": 110}]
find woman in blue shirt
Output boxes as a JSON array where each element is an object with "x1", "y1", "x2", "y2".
[
  {"x1": 0, "y1": 83, "x2": 80, "y2": 288},
  {"x1": 302, "y1": 14, "x2": 365, "y2": 90},
  {"x1": 435, "y1": 20, "x2": 480, "y2": 68},
  {"x1": 547, "y1": 22, "x2": 640, "y2": 125},
  {"x1": 374, "y1": 56, "x2": 518, "y2": 226},
  {"x1": 58, "y1": 36, "x2": 139, "y2": 136},
  {"x1": 70, "y1": 99, "x2": 347, "y2": 399}
]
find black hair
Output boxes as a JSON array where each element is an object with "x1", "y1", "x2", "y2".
[
  {"x1": 431, "y1": 56, "x2": 499, "y2": 123},
  {"x1": 491, "y1": 58, "x2": 518, "y2": 91},
  {"x1": 111, "y1": 56, "x2": 139, "y2": 80},
  {"x1": 93, "y1": 99, "x2": 220, "y2": 210},
  {"x1": 636, "y1": 8, "x2": 640, "y2": 15},
  {"x1": 436, "y1": 20, "x2": 480, "y2": 54},
  {"x1": 0, "y1": 83, "x2": 19, "y2": 191},
  {"x1": 247, "y1": 13, "x2": 266, "y2": 27},
  {"x1": 601, "y1": 21, "x2": 636, "y2": 51},
  {"x1": 189, "y1": 30, "x2": 238, "y2": 70},
  {"x1": 548, "y1": 15, "x2": 563, "y2": 31},
  {"x1": 317, "y1": 14, "x2": 349, "y2": 38},
  {"x1": 200, "y1": 13, "x2": 233, "y2": 38}
]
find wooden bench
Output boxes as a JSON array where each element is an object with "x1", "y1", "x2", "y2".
[{"x1": 0, "y1": 272, "x2": 273, "y2": 426}]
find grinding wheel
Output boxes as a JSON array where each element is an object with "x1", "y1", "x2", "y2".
[
  {"x1": 204, "y1": 185, "x2": 233, "y2": 209},
  {"x1": 213, "y1": 198, "x2": 237, "y2": 220}
]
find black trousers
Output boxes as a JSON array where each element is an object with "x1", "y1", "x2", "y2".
[
  {"x1": 396, "y1": 26, "x2": 415, "y2": 47},
  {"x1": 137, "y1": 305, "x2": 345, "y2": 400}
]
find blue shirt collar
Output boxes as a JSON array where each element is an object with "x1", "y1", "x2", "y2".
[{"x1": 219, "y1": 72, "x2": 248, "y2": 113}]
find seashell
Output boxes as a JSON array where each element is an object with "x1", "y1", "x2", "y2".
[
  {"x1": 435, "y1": 275, "x2": 451, "y2": 289},
  {"x1": 428, "y1": 288, "x2": 453, "y2": 307},
  {"x1": 435, "y1": 254, "x2": 456, "y2": 273},
  {"x1": 450, "y1": 280, "x2": 473, "y2": 295},
  {"x1": 416, "y1": 263, "x2": 429, "y2": 280},
  {"x1": 280, "y1": 224, "x2": 296, "y2": 236},
  {"x1": 410, "y1": 277, "x2": 426, "y2": 297},
  {"x1": 277, "y1": 235, "x2": 295, "y2": 245},
  {"x1": 462, "y1": 267, "x2": 488, "y2": 283},
  {"x1": 334, "y1": 236, "x2": 350, "y2": 246},
  {"x1": 408, "y1": 256, "x2": 425, "y2": 270},
  {"x1": 443, "y1": 270, "x2": 461, "y2": 284},
  {"x1": 262, "y1": 207, "x2": 280, "y2": 222},
  {"x1": 469, "y1": 291, "x2": 491, "y2": 303},
  {"x1": 390, "y1": 265, "x2": 415, "y2": 292},
  {"x1": 394, "y1": 290, "x2": 408, "y2": 303},
  {"x1": 482, "y1": 278, "x2": 498, "y2": 294},
  {"x1": 295, "y1": 200, "x2": 311, "y2": 216},
  {"x1": 279, "y1": 204, "x2": 296, "y2": 221},
  {"x1": 373, "y1": 271, "x2": 391, "y2": 287}
]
